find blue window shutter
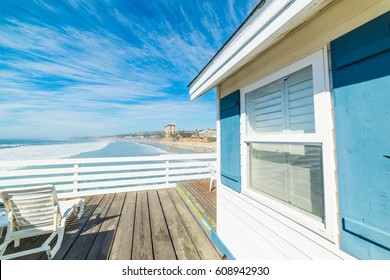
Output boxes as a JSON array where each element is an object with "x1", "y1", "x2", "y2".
[
  {"x1": 220, "y1": 90, "x2": 241, "y2": 192},
  {"x1": 331, "y1": 11, "x2": 390, "y2": 259}
]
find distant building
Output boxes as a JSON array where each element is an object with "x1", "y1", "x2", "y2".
[
  {"x1": 198, "y1": 129, "x2": 217, "y2": 138},
  {"x1": 207, "y1": 129, "x2": 217, "y2": 138},
  {"x1": 164, "y1": 123, "x2": 176, "y2": 136},
  {"x1": 178, "y1": 131, "x2": 193, "y2": 138}
]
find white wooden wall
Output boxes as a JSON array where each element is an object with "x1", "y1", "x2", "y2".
[{"x1": 216, "y1": 0, "x2": 389, "y2": 260}]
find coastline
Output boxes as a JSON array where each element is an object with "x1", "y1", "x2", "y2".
[
  {"x1": 0, "y1": 138, "x2": 215, "y2": 164},
  {"x1": 132, "y1": 138, "x2": 216, "y2": 153}
]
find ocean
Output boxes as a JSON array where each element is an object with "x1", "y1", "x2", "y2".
[
  {"x1": 0, "y1": 139, "x2": 203, "y2": 192},
  {"x1": 0, "y1": 139, "x2": 196, "y2": 162}
]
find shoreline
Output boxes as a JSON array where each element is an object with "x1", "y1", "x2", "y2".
[{"x1": 132, "y1": 138, "x2": 216, "y2": 153}]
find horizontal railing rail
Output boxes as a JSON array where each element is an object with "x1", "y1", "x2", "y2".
[{"x1": 0, "y1": 153, "x2": 216, "y2": 198}]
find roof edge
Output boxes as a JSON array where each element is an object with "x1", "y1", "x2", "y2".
[
  {"x1": 187, "y1": 0, "x2": 268, "y2": 89},
  {"x1": 188, "y1": 0, "x2": 328, "y2": 100}
]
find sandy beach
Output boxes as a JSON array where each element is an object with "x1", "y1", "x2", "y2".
[{"x1": 133, "y1": 138, "x2": 216, "y2": 153}]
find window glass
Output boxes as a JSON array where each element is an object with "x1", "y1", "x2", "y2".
[{"x1": 249, "y1": 143, "x2": 324, "y2": 219}]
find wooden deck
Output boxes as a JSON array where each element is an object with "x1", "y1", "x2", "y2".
[
  {"x1": 1, "y1": 187, "x2": 221, "y2": 260},
  {"x1": 176, "y1": 180, "x2": 216, "y2": 230}
]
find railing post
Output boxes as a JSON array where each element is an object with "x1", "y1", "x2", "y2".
[
  {"x1": 165, "y1": 160, "x2": 169, "y2": 185},
  {"x1": 73, "y1": 163, "x2": 79, "y2": 192}
]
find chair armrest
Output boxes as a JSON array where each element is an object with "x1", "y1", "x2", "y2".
[{"x1": 0, "y1": 209, "x2": 8, "y2": 228}]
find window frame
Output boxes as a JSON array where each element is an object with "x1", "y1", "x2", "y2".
[{"x1": 240, "y1": 47, "x2": 337, "y2": 240}]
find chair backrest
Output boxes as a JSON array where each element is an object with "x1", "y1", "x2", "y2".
[{"x1": 0, "y1": 185, "x2": 59, "y2": 232}]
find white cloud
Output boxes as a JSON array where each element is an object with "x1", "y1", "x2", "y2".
[
  {"x1": 0, "y1": 96, "x2": 216, "y2": 139},
  {"x1": 0, "y1": 0, "x2": 256, "y2": 139}
]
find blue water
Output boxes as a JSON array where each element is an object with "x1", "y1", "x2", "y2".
[
  {"x1": 69, "y1": 141, "x2": 170, "y2": 158},
  {"x1": 66, "y1": 140, "x2": 198, "y2": 158},
  {"x1": 0, "y1": 139, "x2": 201, "y2": 192}
]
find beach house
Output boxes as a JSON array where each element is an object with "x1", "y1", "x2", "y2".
[{"x1": 189, "y1": 0, "x2": 390, "y2": 259}]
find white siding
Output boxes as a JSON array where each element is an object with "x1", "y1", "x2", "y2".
[
  {"x1": 216, "y1": 0, "x2": 389, "y2": 260},
  {"x1": 218, "y1": 186, "x2": 351, "y2": 259}
]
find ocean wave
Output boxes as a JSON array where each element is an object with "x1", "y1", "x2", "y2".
[
  {"x1": 0, "y1": 144, "x2": 25, "y2": 149},
  {"x1": 0, "y1": 141, "x2": 111, "y2": 162},
  {"x1": 132, "y1": 142, "x2": 169, "y2": 155}
]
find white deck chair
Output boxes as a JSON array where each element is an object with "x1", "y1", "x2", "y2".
[
  {"x1": 208, "y1": 162, "x2": 217, "y2": 192},
  {"x1": 0, "y1": 185, "x2": 84, "y2": 260}
]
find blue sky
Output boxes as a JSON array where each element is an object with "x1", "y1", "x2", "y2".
[{"x1": 0, "y1": 0, "x2": 258, "y2": 139}]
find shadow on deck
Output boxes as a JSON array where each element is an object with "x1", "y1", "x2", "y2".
[{"x1": 1, "y1": 186, "x2": 221, "y2": 260}]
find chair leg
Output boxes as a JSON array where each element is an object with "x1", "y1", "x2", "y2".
[
  {"x1": 46, "y1": 250, "x2": 52, "y2": 260},
  {"x1": 0, "y1": 227, "x2": 3, "y2": 237},
  {"x1": 77, "y1": 199, "x2": 85, "y2": 219},
  {"x1": 48, "y1": 226, "x2": 65, "y2": 259},
  {"x1": 14, "y1": 238, "x2": 20, "y2": 247},
  {"x1": 0, "y1": 239, "x2": 12, "y2": 258},
  {"x1": 209, "y1": 178, "x2": 216, "y2": 192}
]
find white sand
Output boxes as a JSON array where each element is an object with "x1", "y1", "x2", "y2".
[{"x1": 136, "y1": 139, "x2": 216, "y2": 153}]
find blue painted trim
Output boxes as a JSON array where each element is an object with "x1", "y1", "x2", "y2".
[
  {"x1": 175, "y1": 185, "x2": 235, "y2": 260},
  {"x1": 221, "y1": 175, "x2": 240, "y2": 193},
  {"x1": 220, "y1": 171, "x2": 240, "y2": 183},
  {"x1": 220, "y1": 90, "x2": 241, "y2": 193},
  {"x1": 330, "y1": 11, "x2": 390, "y2": 88},
  {"x1": 343, "y1": 218, "x2": 390, "y2": 250},
  {"x1": 220, "y1": 95, "x2": 239, "y2": 111},
  {"x1": 331, "y1": 11, "x2": 390, "y2": 259},
  {"x1": 210, "y1": 231, "x2": 236, "y2": 260},
  {"x1": 335, "y1": 36, "x2": 390, "y2": 69}
]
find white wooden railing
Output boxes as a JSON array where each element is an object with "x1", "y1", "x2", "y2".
[{"x1": 0, "y1": 153, "x2": 216, "y2": 198}]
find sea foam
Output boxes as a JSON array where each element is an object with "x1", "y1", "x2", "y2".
[
  {"x1": 0, "y1": 141, "x2": 111, "y2": 162},
  {"x1": 131, "y1": 141, "x2": 168, "y2": 155}
]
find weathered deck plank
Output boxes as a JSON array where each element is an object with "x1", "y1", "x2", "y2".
[
  {"x1": 132, "y1": 191, "x2": 153, "y2": 260},
  {"x1": 2, "y1": 235, "x2": 38, "y2": 257},
  {"x1": 158, "y1": 189, "x2": 200, "y2": 260},
  {"x1": 64, "y1": 193, "x2": 115, "y2": 260},
  {"x1": 192, "y1": 180, "x2": 216, "y2": 207},
  {"x1": 53, "y1": 195, "x2": 102, "y2": 260},
  {"x1": 167, "y1": 188, "x2": 220, "y2": 260},
  {"x1": 109, "y1": 192, "x2": 136, "y2": 260},
  {"x1": 177, "y1": 180, "x2": 216, "y2": 229},
  {"x1": 12, "y1": 234, "x2": 50, "y2": 260},
  {"x1": 87, "y1": 193, "x2": 126, "y2": 260},
  {"x1": 148, "y1": 190, "x2": 177, "y2": 260},
  {"x1": 4, "y1": 184, "x2": 221, "y2": 260},
  {"x1": 183, "y1": 182, "x2": 215, "y2": 221}
]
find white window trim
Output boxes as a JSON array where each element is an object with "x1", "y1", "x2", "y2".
[{"x1": 240, "y1": 47, "x2": 337, "y2": 242}]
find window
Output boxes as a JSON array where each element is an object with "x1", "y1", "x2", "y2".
[
  {"x1": 246, "y1": 66, "x2": 315, "y2": 135},
  {"x1": 242, "y1": 49, "x2": 334, "y2": 229},
  {"x1": 249, "y1": 143, "x2": 324, "y2": 219}
]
